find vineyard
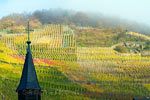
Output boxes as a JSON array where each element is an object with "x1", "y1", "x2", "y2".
[{"x1": 0, "y1": 24, "x2": 150, "y2": 100}]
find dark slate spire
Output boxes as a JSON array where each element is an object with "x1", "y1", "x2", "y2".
[{"x1": 16, "y1": 21, "x2": 41, "y2": 92}]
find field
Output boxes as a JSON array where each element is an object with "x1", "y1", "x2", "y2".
[{"x1": 0, "y1": 25, "x2": 150, "y2": 100}]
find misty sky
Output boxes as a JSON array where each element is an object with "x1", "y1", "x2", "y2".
[{"x1": 0, "y1": 0, "x2": 150, "y2": 25}]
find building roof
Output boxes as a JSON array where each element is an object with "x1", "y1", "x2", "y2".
[{"x1": 16, "y1": 40, "x2": 41, "y2": 92}]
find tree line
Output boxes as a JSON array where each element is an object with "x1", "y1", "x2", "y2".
[{"x1": 0, "y1": 8, "x2": 150, "y2": 34}]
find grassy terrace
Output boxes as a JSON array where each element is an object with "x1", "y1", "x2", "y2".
[
  {"x1": 0, "y1": 42, "x2": 150, "y2": 100},
  {"x1": 0, "y1": 25, "x2": 150, "y2": 100},
  {"x1": 0, "y1": 46, "x2": 92, "y2": 100}
]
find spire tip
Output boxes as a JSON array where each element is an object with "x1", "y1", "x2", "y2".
[{"x1": 27, "y1": 40, "x2": 31, "y2": 44}]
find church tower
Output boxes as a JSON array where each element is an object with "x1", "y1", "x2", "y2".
[{"x1": 16, "y1": 21, "x2": 42, "y2": 100}]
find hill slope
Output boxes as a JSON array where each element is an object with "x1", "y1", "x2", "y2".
[{"x1": 75, "y1": 27, "x2": 150, "y2": 55}]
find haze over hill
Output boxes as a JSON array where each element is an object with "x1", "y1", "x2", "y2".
[
  {"x1": 0, "y1": 0, "x2": 150, "y2": 34},
  {"x1": 0, "y1": 9, "x2": 150, "y2": 35},
  {"x1": 1, "y1": 0, "x2": 150, "y2": 24}
]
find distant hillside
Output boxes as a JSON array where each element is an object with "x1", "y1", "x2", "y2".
[
  {"x1": 75, "y1": 26, "x2": 150, "y2": 55},
  {"x1": 75, "y1": 27, "x2": 149, "y2": 46},
  {"x1": 126, "y1": 32, "x2": 150, "y2": 39},
  {"x1": 0, "y1": 9, "x2": 150, "y2": 34}
]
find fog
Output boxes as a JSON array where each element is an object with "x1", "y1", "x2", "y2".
[{"x1": 0, "y1": 0, "x2": 150, "y2": 25}]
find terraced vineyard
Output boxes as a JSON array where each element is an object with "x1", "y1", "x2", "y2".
[{"x1": 0, "y1": 24, "x2": 150, "y2": 100}]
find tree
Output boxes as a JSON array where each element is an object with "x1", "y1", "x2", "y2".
[
  {"x1": 29, "y1": 16, "x2": 42, "y2": 29},
  {"x1": 4, "y1": 13, "x2": 27, "y2": 26},
  {"x1": 0, "y1": 18, "x2": 15, "y2": 30},
  {"x1": 97, "y1": 21, "x2": 103, "y2": 28},
  {"x1": 72, "y1": 12, "x2": 89, "y2": 26},
  {"x1": 8, "y1": 25, "x2": 25, "y2": 33},
  {"x1": 114, "y1": 45, "x2": 127, "y2": 53}
]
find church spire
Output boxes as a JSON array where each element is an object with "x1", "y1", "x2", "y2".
[{"x1": 16, "y1": 21, "x2": 42, "y2": 100}]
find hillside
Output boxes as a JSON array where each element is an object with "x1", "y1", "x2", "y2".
[
  {"x1": 0, "y1": 45, "x2": 91, "y2": 100},
  {"x1": 0, "y1": 25, "x2": 150, "y2": 100},
  {"x1": 1, "y1": 9, "x2": 150, "y2": 35},
  {"x1": 74, "y1": 27, "x2": 150, "y2": 55}
]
